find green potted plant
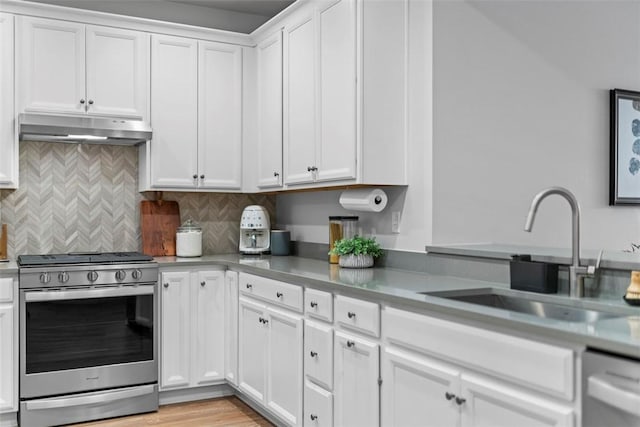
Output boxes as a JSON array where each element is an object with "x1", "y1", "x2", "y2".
[{"x1": 329, "y1": 235, "x2": 383, "y2": 268}]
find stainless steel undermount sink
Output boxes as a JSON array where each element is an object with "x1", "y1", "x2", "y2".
[{"x1": 421, "y1": 290, "x2": 624, "y2": 323}]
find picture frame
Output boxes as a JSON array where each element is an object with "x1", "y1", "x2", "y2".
[{"x1": 610, "y1": 88, "x2": 640, "y2": 205}]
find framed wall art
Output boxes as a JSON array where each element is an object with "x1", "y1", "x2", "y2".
[{"x1": 610, "y1": 88, "x2": 640, "y2": 205}]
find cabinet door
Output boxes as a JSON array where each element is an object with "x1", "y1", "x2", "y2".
[
  {"x1": 316, "y1": 0, "x2": 357, "y2": 183},
  {"x1": 198, "y1": 41, "x2": 242, "y2": 190},
  {"x1": 150, "y1": 34, "x2": 198, "y2": 188},
  {"x1": 224, "y1": 271, "x2": 239, "y2": 386},
  {"x1": 0, "y1": 13, "x2": 16, "y2": 188},
  {"x1": 192, "y1": 271, "x2": 225, "y2": 386},
  {"x1": 305, "y1": 380, "x2": 333, "y2": 427},
  {"x1": 266, "y1": 306, "x2": 303, "y2": 426},
  {"x1": 334, "y1": 331, "x2": 379, "y2": 427},
  {"x1": 381, "y1": 346, "x2": 460, "y2": 427},
  {"x1": 160, "y1": 271, "x2": 191, "y2": 389},
  {"x1": 305, "y1": 320, "x2": 334, "y2": 390},
  {"x1": 86, "y1": 25, "x2": 149, "y2": 119},
  {"x1": 17, "y1": 16, "x2": 85, "y2": 114},
  {"x1": 460, "y1": 373, "x2": 574, "y2": 427},
  {"x1": 0, "y1": 305, "x2": 14, "y2": 412},
  {"x1": 256, "y1": 31, "x2": 283, "y2": 189},
  {"x1": 238, "y1": 297, "x2": 268, "y2": 404},
  {"x1": 283, "y1": 13, "x2": 317, "y2": 185}
]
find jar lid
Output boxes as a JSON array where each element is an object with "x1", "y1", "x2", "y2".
[{"x1": 177, "y1": 219, "x2": 201, "y2": 232}]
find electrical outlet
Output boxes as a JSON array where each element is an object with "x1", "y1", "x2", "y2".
[{"x1": 391, "y1": 211, "x2": 401, "y2": 233}]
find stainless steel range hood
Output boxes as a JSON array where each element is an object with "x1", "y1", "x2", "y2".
[{"x1": 19, "y1": 113, "x2": 152, "y2": 146}]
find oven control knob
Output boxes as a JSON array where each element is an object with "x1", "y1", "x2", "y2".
[
  {"x1": 58, "y1": 272, "x2": 69, "y2": 283},
  {"x1": 115, "y1": 270, "x2": 126, "y2": 281},
  {"x1": 87, "y1": 271, "x2": 99, "y2": 282},
  {"x1": 39, "y1": 272, "x2": 51, "y2": 284},
  {"x1": 132, "y1": 269, "x2": 142, "y2": 280}
]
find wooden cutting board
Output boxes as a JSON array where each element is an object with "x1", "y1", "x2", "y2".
[{"x1": 140, "y1": 200, "x2": 181, "y2": 256}]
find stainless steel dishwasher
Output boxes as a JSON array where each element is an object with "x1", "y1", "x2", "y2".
[{"x1": 582, "y1": 349, "x2": 640, "y2": 427}]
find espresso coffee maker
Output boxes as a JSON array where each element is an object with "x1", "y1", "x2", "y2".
[{"x1": 239, "y1": 205, "x2": 271, "y2": 254}]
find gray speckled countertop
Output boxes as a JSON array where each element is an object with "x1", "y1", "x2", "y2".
[{"x1": 155, "y1": 254, "x2": 640, "y2": 359}]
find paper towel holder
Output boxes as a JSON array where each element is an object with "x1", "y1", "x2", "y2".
[{"x1": 339, "y1": 188, "x2": 388, "y2": 212}]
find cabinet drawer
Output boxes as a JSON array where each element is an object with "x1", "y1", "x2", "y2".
[
  {"x1": 383, "y1": 307, "x2": 575, "y2": 400},
  {"x1": 305, "y1": 288, "x2": 333, "y2": 322},
  {"x1": 239, "y1": 273, "x2": 303, "y2": 312},
  {"x1": 304, "y1": 380, "x2": 333, "y2": 427},
  {"x1": 305, "y1": 320, "x2": 333, "y2": 390},
  {"x1": 0, "y1": 277, "x2": 13, "y2": 302},
  {"x1": 335, "y1": 295, "x2": 379, "y2": 337}
]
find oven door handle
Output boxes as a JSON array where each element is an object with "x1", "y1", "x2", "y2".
[
  {"x1": 25, "y1": 384, "x2": 156, "y2": 410},
  {"x1": 24, "y1": 285, "x2": 155, "y2": 302},
  {"x1": 588, "y1": 373, "x2": 640, "y2": 416}
]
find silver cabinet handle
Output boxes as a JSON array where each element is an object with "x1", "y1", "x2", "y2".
[
  {"x1": 310, "y1": 351, "x2": 318, "y2": 358},
  {"x1": 346, "y1": 340, "x2": 355, "y2": 348},
  {"x1": 347, "y1": 311, "x2": 356, "y2": 319},
  {"x1": 310, "y1": 301, "x2": 318, "y2": 308},
  {"x1": 445, "y1": 392, "x2": 455, "y2": 400},
  {"x1": 455, "y1": 397, "x2": 466, "y2": 405}
]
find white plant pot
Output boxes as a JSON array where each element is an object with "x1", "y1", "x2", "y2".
[{"x1": 339, "y1": 254, "x2": 374, "y2": 268}]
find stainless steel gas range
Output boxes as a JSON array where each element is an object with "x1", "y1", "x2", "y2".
[{"x1": 17, "y1": 252, "x2": 159, "y2": 427}]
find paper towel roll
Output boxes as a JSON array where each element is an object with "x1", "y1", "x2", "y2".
[{"x1": 339, "y1": 188, "x2": 388, "y2": 212}]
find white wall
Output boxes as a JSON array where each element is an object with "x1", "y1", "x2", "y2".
[
  {"x1": 432, "y1": 0, "x2": 640, "y2": 252},
  {"x1": 277, "y1": 0, "x2": 640, "y2": 253}
]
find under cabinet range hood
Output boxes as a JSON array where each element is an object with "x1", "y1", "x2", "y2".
[{"x1": 19, "y1": 113, "x2": 152, "y2": 146}]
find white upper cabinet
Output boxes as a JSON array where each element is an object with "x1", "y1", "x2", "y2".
[
  {"x1": 283, "y1": 0, "x2": 357, "y2": 186},
  {"x1": 283, "y1": 11, "x2": 317, "y2": 186},
  {"x1": 198, "y1": 41, "x2": 243, "y2": 190},
  {"x1": 0, "y1": 13, "x2": 17, "y2": 189},
  {"x1": 17, "y1": 16, "x2": 149, "y2": 119},
  {"x1": 150, "y1": 34, "x2": 199, "y2": 189},
  {"x1": 146, "y1": 34, "x2": 243, "y2": 191},
  {"x1": 256, "y1": 30, "x2": 284, "y2": 189},
  {"x1": 254, "y1": 0, "x2": 410, "y2": 191},
  {"x1": 315, "y1": 0, "x2": 357, "y2": 183}
]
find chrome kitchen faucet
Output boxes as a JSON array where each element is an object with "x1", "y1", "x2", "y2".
[{"x1": 524, "y1": 187, "x2": 599, "y2": 298}]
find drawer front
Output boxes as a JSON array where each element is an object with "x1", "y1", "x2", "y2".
[
  {"x1": 0, "y1": 277, "x2": 13, "y2": 302},
  {"x1": 305, "y1": 288, "x2": 333, "y2": 322},
  {"x1": 305, "y1": 321, "x2": 334, "y2": 390},
  {"x1": 335, "y1": 295, "x2": 380, "y2": 337},
  {"x1": 383, "y1": 307, "x2": 575, "y2": 400},
  {"x1": 239, "y1": 273, "x2": 303, "y2": 312},
  {"x1": 304, "y1": 380, "x2": 333, "y2": 427}
]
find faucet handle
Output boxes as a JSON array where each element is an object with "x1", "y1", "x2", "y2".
[{"x1": 587, "y1": 249, "x2": 603, "y2": 275}]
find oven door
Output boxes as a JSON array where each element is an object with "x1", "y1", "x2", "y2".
[{"x1": 20, "y1": 284, "x2": 158, "y2": 399}]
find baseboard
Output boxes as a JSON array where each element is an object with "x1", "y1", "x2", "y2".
[
  {"x1": 0, "y1": 412, "x2": 17, "y2": 427},
  {"x1": 159, "y1": 383, "x2": 233, "y2": 405},
  {"x1": 230, "y1": 385, "x2": 288, "y2": 427}
]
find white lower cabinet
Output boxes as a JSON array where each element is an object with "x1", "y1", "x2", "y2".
[
  {"x1": 305, "y1": 380, "x2": 333, "y2": 427},
  {"x1": 238, "y1": 296, "x2": 303, "y2": 426},
  {"x1": 381, "y1": 346, "x2": 459, "y2": 427},
  {"x1": 333, "y1": 330, "x2": 379, "y2": 427},
  {"x1": 0, "y1": 276, "x2": 17, "y2": 414},
  {"x1": 381, "y1": 346, "x2": 573, "y2": 427},
  {"x1": 160, "y1": 269, "x2": 225, "y2": 390},
  {"x1": 224, "y1": 271, "x2": 239, "y2": 386}
]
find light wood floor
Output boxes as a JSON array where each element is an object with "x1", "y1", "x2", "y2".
[{"x1": 72, "y1": 396, "x2": 274, "y2": 427}]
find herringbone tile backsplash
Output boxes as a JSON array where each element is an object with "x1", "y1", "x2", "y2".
[{"x1": 0, "y1": 141, "x2": 275, "y2": 259}]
